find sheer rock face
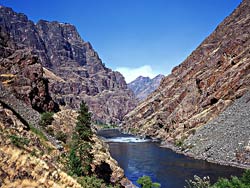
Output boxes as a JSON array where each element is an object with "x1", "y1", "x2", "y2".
[
  {"x1": 0, "y1": 20, "x2": 58, "y2": 113},
  {"x1": 128, "y1": 74, "x2": 164, "y2": 101},
  {"x1": 0, "y1": 6, "x2": 136, "y2": 124},
  {"x1": 123, "y1": 0, "x2": 250, "y2": 142}
]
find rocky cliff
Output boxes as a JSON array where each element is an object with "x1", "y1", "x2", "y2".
[
  {"x1": 0, "y1": 16, "x2": 59, "y2": 113},
  {"x1": 123, "y1": 0, "x2": 250, "y2": 149},
  {"x1": 0, "y1": 6, "x2": 136, "y2": 124},
  {"x1": 0, "y1": 5, "x2": 135, "y2": 187},
  {"x1": 128, "y1": 74, "x2": 164, "y2": 101}
]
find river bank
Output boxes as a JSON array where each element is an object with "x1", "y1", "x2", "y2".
[
  {"x1": 164, "y1": 92, "x2": 250, "y2": 170},
  {"x1": 160, "y1": 142, "x2": 250, "y2": 170}
]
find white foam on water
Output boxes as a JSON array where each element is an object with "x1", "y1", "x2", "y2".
[{"x1": 105, "y1": 136, "x2": 150, "y2": 143}]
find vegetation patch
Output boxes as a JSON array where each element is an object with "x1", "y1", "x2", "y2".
[
  {"x1": 29, "y1": 124, "x2": 48, "y2": 141},
  {"x1": 185, "y1": 170, "x2": 250, "y2": 188},
  {"x1": 39, "y1": 112, "x2": 54, "y2": 128},
  {"x1": 55, "y1": 131, "x2": 67, "y2": 143},
  {"x1": 9, "y1": 134, "x2": 30, "y2": 148},
  {"x1": 95, "y1": 121, "x2": 118, "y2": 129},
  {"x1": 137, "y1": 175, "x2": 161, "y2": 188}
]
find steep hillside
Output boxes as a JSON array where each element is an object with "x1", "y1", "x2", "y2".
[
  {"x1": 0, "y1": 101, "x2": 133, "y2": 187},
  {"x1": 183, "y1": 91, "x2": 250, "y2": 167},
  {"x1": 123, "y1": 0, "x2": 250, "y2": 148},
  {"x1": 128, "y1": 75, "x2": 164, "y2": 101},
  {"x1": 0, "y1": 6, "x2": 136, "y2": 124}
]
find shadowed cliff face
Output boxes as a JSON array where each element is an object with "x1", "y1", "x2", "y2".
[
  {"x1": 0, "y1": 21, "x2": 59, "y2": 113},
  {"x1": 0, "y1": 6, "x2": 136, "y2": 124},
  {"x1": 123, "y1": 0, "x2": 250, "y2": 142}
]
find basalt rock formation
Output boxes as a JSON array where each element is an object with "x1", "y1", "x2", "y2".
[
  {"x1": 123, "y1": 0, "x2": 250, "y2": 151},
  {"x1": 128, "y1": 74, "x2": 164, "y2": 101},
  {"x1": 0, "y1": 6, "x2": 136, "y2": 124},
  {"x1": 0, "y1": 17, "x2": 59, "y2": 113}
]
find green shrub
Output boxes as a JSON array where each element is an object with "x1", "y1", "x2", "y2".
[
  {"x1": 29, "y1": 124, "x2": 47, "y2": 141},
  {"x1": 39, "y1": 112, "x2": 54, "y2": 128},
  {"x1": 9, "y1": 134, "x2": 30, "y2": 148},
  {"x1": 68, "y1": 145, "x2": 84, "y2": 176},
  {"x1": 185, "y1": 170, "x2": 250, "y2": 188},
  {"x1": 175, "y1": 139, "x2": 183, "y2": 147},
  {"x1": 185, "y1": 175, "x2": 211, "y2": 188},
  {"x1": 73, "y1": 101, "x2": 93, "y2": 141},
  {"x1": 46, "y1": 127, "x2": 54, "y2": 136},
  {"x1": 77, "y1": 176, "x2": 104, "y2": 188},
  {"x1": 137, "y1": 176, "x2": 161, "y2": 188},
  {"x1": 55, "y1": 131, "x2": 67, "y2": 143},
  {"x1": 241, "y1": 170, "x2": 250, "y2": 185}
]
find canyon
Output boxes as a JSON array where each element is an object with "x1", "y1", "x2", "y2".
[{"x1": 0, "y1": 0, "x2": 250, "y2": 187}]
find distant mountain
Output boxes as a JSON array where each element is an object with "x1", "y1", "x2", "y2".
[
  {"x1": 0, "y1": 6, "x2": 137, "y2": 124},
  {"x1": 128, "y1": 75, "x2": 164, "y2": 101}
]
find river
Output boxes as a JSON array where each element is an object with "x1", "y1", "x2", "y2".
[{"x1": 97, "y1": 129, "x2": 243, "y2": 188}]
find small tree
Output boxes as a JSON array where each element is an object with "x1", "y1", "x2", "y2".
[
  {"x1": 137, "y1": 176, "x2": 161, "y2": 188},
  {"x1": 68, "y1": 101, "x2": 93, "y2": 176},
  {"x1": 73, "y1": 101, "x2": 93, "y2": 141},
  {"x1": 68, "y1": 145, "x2": 84, "y2": 176}
]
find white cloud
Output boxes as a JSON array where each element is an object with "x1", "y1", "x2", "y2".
[{"x1": 115, "y1": 65, "x2": 159, "y2": 83}]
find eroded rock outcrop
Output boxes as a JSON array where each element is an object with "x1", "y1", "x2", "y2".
[
  {"x1": 0, "y1": 6, "x2": 136, "y2": 124},
  {"x1": 123, "y1": 0, "x2": 250, "y2": 145},
  {"x1": 0, "y1": 19, "x2": 59, "y2": 113}
]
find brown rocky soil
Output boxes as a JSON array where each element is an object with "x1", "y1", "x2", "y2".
[
  {"x1": 0, "y1": 101, "x2": 134, "y2": 187},
  {"x1": 0, "y1": 103, "x2": 81, "y2": 188},
  {"x1": 123, "y1": 0, "x2": 250, "y2": 159}
]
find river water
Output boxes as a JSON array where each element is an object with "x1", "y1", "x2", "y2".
[{"x1": 97, "y1": 129, "x2": 243, "y2": 188}]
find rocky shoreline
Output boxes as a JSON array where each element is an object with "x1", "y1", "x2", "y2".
[
  {"x1": 160, "y1": 142, "x2": 250, "y2": 170},
  {"x1": 160, "y1": 91, "x2": 250, "y2": 170}
]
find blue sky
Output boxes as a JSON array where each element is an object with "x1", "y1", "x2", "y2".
[{"x1": 1, "y1": 0, "x2": 242, "y2": 82}]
